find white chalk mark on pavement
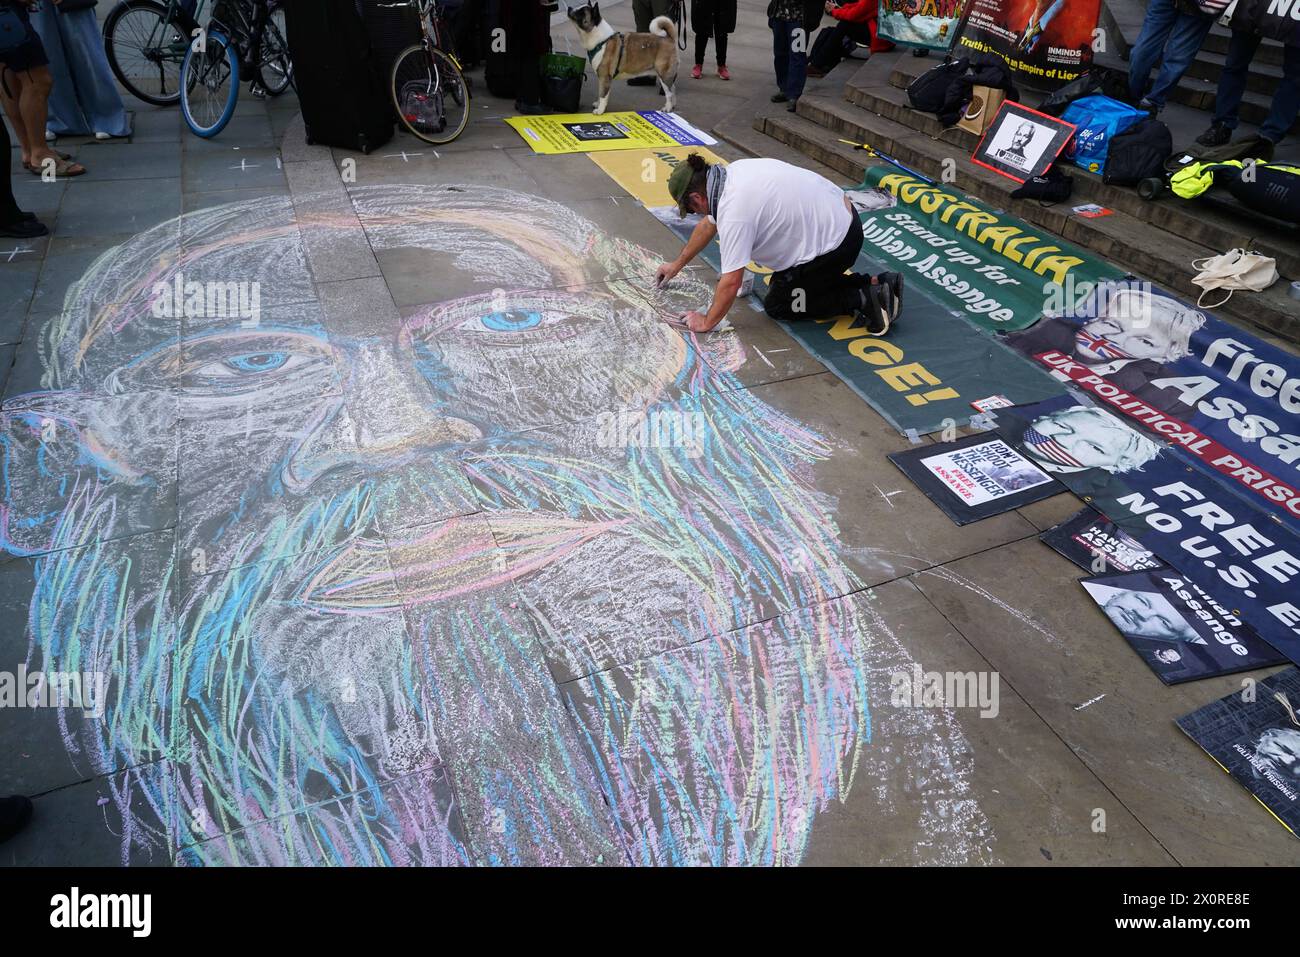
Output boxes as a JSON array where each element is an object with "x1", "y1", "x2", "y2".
[{"x1": 1075, "y1": 694, "x2": 1106, "y2": 711}]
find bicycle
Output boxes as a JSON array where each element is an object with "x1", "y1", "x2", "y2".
[
  {"x1": 389, "y1": 0, "x2": 470, "y2": 145},
  {"x1": 179, "y1": 0, "x2": 293, "y2": 138},
  {"x1": 103, "y1": 0, "x2": 207, "y2": 106}
]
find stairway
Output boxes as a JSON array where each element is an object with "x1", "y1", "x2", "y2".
[{"x1": 715, "y1": 49, "x2": 1300, "y2": 345}]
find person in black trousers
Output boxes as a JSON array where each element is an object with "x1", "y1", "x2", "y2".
[
  {"x1": 691, "y1": 0, "x2": 736, "y2": 80},
  {"x1": 1, "y1": 2, "x2": 50, "y2": 238},
  {"x1": 506, "y1": 0, "x2": 553, "y2": 114},
  {"x1": 768, "y1": 0, "x2": 823, "y2": 110}
]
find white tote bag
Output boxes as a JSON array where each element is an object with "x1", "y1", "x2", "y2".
[{"x1": 1190, "y1": 248, "x2": 1279, "y2": 307}]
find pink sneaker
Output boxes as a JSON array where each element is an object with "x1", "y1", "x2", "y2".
[
  {"x1": 717, "y1": 65, "x2": 731, "y2": 80},
  {"x1": 691, "y1": 64, "x2": 703, "y2": 79}
]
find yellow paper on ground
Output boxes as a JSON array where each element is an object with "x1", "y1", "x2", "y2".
[
  {"x1": 588, "y1": 146, "x2": 727, "y2": 207},
  {"x1": 504, "y1": 110, "x2": 716, "y2": 154}
]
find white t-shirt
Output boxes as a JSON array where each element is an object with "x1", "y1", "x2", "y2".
[{"x1": 712, "y1": 158, "x2": 853, "y2": 274}]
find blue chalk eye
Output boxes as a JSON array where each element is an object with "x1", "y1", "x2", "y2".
[
  {"x1": 224, "y1": 352, "x2": 290, "y2": 373},
  {"x1": 481, "y1": 310, "x2": 542, "y2": 332}
]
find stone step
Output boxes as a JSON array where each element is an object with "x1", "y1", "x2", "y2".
[
  {"x1": 1182, "y1": 48, "x2": 1287, "y2": 98},
  {"x1": 753, "y1": 98, "x2": 1300, "y2": 342},
  {"x1": 1103, "y1": 0, "x2": 1287, "y2": 66},
  {"x1": 888, "y1": 59, "x2": 1294, "y2": 132},
  {"x1": 1201, "y1": 26, "x2": 1286, "y2": 65},
  {"x1": 845, "y1": 72, "x2": 1300, "y2": 278},
  {"x1": 713, "y1": 113, "x2": 850, "y2": 184}
]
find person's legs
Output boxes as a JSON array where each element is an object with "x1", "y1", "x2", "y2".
[
  {"x1": 16, "y1": 67, "x2": 59, "y2": 166},
  {"x1": 770, "y1": 17, "x2": 789, "y2": 92},
  {"x1": 1126, "y1": 0, "x2": 1178, "y2": 102},
  {"x1": 0, "y1": 107, "x2": 23, "y2": 224},
  {"x1": 715, "y1": 31, "x2": 728, "y2": 67},
  {"x1": 767, "y1": 217, "x2": 866, "y2": 321},
  {"x1": 1210, "y1": 29, "x2": 1260, "y2": 132},
  {"x1": 30, "y1": 0, "x2": 88, "y2": 137},
  {"x1": 784, "y1": 19, "x2": 808, "y2": 100},
  {"x1": 633, "y1": 0, "x2": 672, "y2": 31},
  {"x1": 59, "y1": 9, "x2": 131, "y2": 137},
  {"x1": 1259, "y1": 40, "x2": 1300, "y2": 143},
  {"x1": 0, "y1": 71, "x2": 32, "y2": 164},
  {"x1": 1143, "y1": 11, "x2": 1215, "y2": 110},
  {"x1": 695, "y1": 30, "x2": 710, "y2": 66}
]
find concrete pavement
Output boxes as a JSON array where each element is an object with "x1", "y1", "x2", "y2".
[{"x1": 2, "y1": 0, "x2": 1298, "y2": 867}]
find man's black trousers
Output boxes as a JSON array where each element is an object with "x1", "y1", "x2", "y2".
[{"x1": 764, "y1": 215, "x2": 864, "y2": 322}]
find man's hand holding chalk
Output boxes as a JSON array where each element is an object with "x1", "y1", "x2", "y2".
[{"x1": 654, "y1": 261, "x2": 679, "y2": 288}]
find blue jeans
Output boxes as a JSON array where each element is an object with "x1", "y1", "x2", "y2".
[
  {"x1": 1214, "y1": 29, "x2": 1300, "y2": 143},
  {"x1": 31, "y1": 5, "x2": 131, "y2": 137},
  {"x1": 770, "y1": 17, "x2": 807, "y2": 101},
  {"x1": 1127, "y1": 0, "x2": 1215, "y2": 110}
]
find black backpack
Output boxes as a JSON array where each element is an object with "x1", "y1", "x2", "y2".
[
  {"x1": 907, "y1": 58, "x2": 969, "y2": 114},
  {"x1": 1040, "y1": 66, "x2": 1129, "y2": 117},
  {"x1": 1103, "y1": 117, "x2": 1173, "y2": 186}
]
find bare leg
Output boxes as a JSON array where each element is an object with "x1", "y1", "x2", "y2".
[
  {"x1": 0, "y1": 71, "x2": 32, "y2": 166},
  {"x1": 13, "y1": 67, "x2": 60, "y2": 167}
]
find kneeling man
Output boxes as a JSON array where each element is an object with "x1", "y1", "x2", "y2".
[{"x1": 656, "y1": 153, "x2": 902, "y2": 334}]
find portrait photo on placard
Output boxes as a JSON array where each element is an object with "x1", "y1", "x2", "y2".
[{"x1": 973, "y1": 102, "x2": 1076, "y2": 182}]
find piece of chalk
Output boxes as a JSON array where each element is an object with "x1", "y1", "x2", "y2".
[{"x1": 1290, "y1": 280, "x2": 1300, "y2": 301}]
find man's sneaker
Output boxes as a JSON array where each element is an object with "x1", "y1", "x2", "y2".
[
  {"x1": 770, "y1": 92, "x2": 789, "y2": 103},
  {"x1": 1138, "y1": 98, "x2": 1159, "y2": 114},
  {"x1": 0, "y1": 795, "x2": 33, "y2": 844},
  {"x1": 1196, "y1": 122, "x2": 1232, "y2": 147},
  {"x1": 878, "y1": 271, "x2": 904, "y2": 323},
  {"x1": 249, "y1": 80, "x2": 268, "y2": 98},
  {"x1": 691, "y1": 64, "x2": 703, "y2": 79},
  {"x1": 628, "y1": 76, "x2": 657, "y2": 86},
  {"x1": 853, "y1": 283, "x2": 894, "y2": 336}
]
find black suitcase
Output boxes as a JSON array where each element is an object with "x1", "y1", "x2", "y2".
[
  {"x1": 283, "y1": 0, "x2": 393, "y2": 154},
  {"x1": 360, "y1": 0, "x2": 423, "y2": 115},
  {"x1": 483, "y1": 0, "x2": 514, "y2": 99}
]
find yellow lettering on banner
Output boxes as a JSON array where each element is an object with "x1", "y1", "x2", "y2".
[
  {"x1": 848, "y1": 335, "x2": 905, "y2": 365},
  {"x1": 905, "y1": 387, "x2": 961, "y2": 406},
  {"x1": 1000, "y1": 232, "x2": 1040, "y2": 265},
  {"x1": 824, "y1": 314, "x2": 870, "y2": 341},
  {"x1": 939, "y1": 200, "x2": 980, "y2": 226},
  {"x1": 975, "y1": 224, "x2": 1019, "y2": 255},
  {"x1": 1033, "y1": 253, "x2": 1085, "y2": 286},
  {"x1": 877, "y1": 362, "x2": 940, "y2": 392},
  {"x1": 956, "y1": 210, "x2": 998, "y2": 239}
]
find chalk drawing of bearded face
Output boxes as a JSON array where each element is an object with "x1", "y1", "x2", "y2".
[{"x1": 2, "y1": 184, "x2": 991, "y2": 866}]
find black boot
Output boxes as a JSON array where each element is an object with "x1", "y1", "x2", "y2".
[
  {"x1": 1196, "y1": 122, "x2": 1231, "y2": 147},
  {"x1": 0, "y1": 795, "x2": 33, "y2": 844}
]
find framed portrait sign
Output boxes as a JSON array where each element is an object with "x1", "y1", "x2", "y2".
[{"x1": 972, "y1": 101, "x2": 1076, "y2": 183}]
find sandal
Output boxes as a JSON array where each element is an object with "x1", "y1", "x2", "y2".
[{"x1": 27, "y1": 156, "x2": 86, "y2": 178}]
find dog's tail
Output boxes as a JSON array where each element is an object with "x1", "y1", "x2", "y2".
[{"x1": 649, "y1": 15, "x2": 676, "y2": 43}]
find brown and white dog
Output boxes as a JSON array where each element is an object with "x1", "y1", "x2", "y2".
[{"x1": 566, "y1": 3, "x2": 678, "y2": 115}]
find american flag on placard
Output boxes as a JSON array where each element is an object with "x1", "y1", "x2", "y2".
[
  {"x1": 1023, "y1": 426, "x2": 1084, "y2": 469},
  {"x1": 1075, "y1": 330, "x2": 1131, "y2": 360}
]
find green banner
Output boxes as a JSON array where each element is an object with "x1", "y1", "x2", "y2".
[{"x1": 854, "y1": 167, "x2": 1122, "y2": 331}]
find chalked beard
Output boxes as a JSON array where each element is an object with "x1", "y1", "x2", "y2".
[{"x1": 11, "y1": 185, "x2": 989, "y2": 865}]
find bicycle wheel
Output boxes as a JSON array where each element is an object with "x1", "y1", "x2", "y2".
[
  {"x1": 180, "y1": 30, "x2": 239, "y2": 138},
  {"x1": 390, "y1": 44, "x2": 470, "y2": 146},
  {"x1": 103, "y1": 0, "x2": 195, "y2": 106},
  {"x1": 258, "y1": 6, "x2": 293, "y2": 97}
]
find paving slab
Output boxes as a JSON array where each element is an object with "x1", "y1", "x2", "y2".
[
  {"x1": 176, "y1": 765, "x2": 470, "y2": 866},
  {"x1": 747, "y1": 372, "x2": 1043, "y2": 587},
  {"x1": 0, "y1": 528, "x2": 177, "y2": 796},
  {"x1": 909, "y1": 536, "x2": 1300, "y2": 865},
  {"x1": 1, "y1": 762, "x2": 177, "y2": 867}
]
